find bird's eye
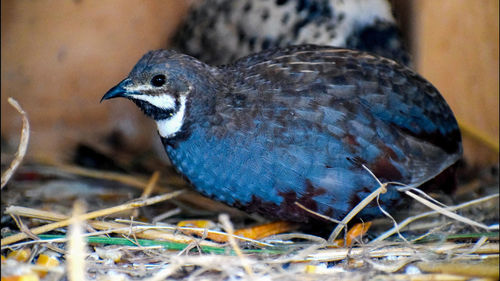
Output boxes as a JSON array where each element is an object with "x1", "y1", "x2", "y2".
[{"x1": 151, "y1": 74, "x2": 166, "y2": 87}]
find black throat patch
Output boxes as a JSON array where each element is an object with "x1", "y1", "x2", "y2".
[
  {"x1": 160, "y1": 126, "x2": 191, "y2": 148},
  {"x1": 130, "y1": 97, "x2": 180, "y2": 121}
]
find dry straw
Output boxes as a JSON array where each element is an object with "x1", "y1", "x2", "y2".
[{"x1": 1, "y1": 98, "x2": 30, "y2": 189}]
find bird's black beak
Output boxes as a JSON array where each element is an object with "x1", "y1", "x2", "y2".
[{"x1": 101, "y1": 78, "x2": 132, "y2": 103}]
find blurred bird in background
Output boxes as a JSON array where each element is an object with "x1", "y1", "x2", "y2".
[{"x1": 172, "y1": 0, "x2": 410, "y2": 66}]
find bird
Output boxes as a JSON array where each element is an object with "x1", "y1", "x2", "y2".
[
  {"x1": 172, "y1": 0, "x2": 410, "y2": 66},
  {"x1": 101, "y1": 44, "x2": 462, "y2": 223}
]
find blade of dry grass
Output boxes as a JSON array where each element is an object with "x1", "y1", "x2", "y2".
[
  {"x1": 140, "y1": 170, "x2": 160, "y2": 199},
  {"x1": 371, "y1": 193, "x2": 499, "y2": 243},
  {"x1": 365, "y1": 257, "x2": 417, "y2": 273},
  {"x1": 87, "y1": 220, "x2": 220, "y2": 247},
  {"x1": 295, "y1": 202, "x2": 342, "y2": 224},
  {"x1": 417, "y1": 258, "x2": 500, "y2": 279},
  {"x1": 2, "y1": 98, "x2": 30, "y2": 189},
  {"x1": 219, "y1": 214, "x2": 254, "y2": 278},
  {"x1": 3, "y1": 206, "x2": 267, "y2": 248},
  {"x1": 45, "y1": 163, "x2": 241, "y2": 214},
  {"x1": 52, "y1": 163, "x2": 155, "y2": 190},
  {"x1": 4, "y1": 206, "x2": 68, "y2": 222},
  {"x1": 302, "y1": 242, "x2": 499, "y2": 262},
  {"x1": 67, "y1": 200, "x2": 88, "y2": 281},
  {"x1": 327, "y1": 165, "x2": 389, "y2": 243},
  {"x1": 143, "y1": 263, "x2": 181, "y2": 281},
  {"x1": 133, "y1": 170, "x2": 161, "y2": 218},
  {"x1": 403, "y1": 190, "x2": 497, "y2": 231},
  {"x1": 165, "y1": 225, "x2": 273, "y2": 247},
  {"x1": 1, "y1": 190, "x2": 183, "y2": 246}
]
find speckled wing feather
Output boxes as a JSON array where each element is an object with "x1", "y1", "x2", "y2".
[
  {"x1": 225, "y1": 45, "x2": 460, "y2": 153},
  {"x1": 190, "y1": 45, "x2": 462, "y2": 220}
]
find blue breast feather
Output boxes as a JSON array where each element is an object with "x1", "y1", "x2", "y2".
[
  {"x1": 166, "y1": 127, "x2": 400, "y2": 219},
  {"x1": 166, "y1": 102, "x2": 454, "y2": 219}
]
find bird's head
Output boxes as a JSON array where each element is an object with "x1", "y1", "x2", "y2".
[{"x1": 102, "y1": 50, "x2": 220, "y2": 140}]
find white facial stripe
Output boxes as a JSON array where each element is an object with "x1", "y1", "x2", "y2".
[
  {"x1": 156, "y1": 95, "x2": 187, "y2": 138},
  {"x1": 126, "y1": 84, "x2": 154, "y2": 92},
  {"x1": 130, "y1": 94, "x2": 176, "y2": 110}
]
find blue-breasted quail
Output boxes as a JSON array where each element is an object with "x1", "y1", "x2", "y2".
[{"x1": 102, "y1": 45, "x2": 461, "y2": 222}]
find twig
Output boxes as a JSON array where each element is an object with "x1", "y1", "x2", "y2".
[
  {"x1": 140, "y1": 171, "x2": 161, "y2": 199},
  {"x1": 327, "y1": 164, "x2": 388, "y2": 243},
  {"x1": 454, "y1": 236, "x2": 489, "y2": 259},
  {"x1": 264, "y1": 233, "x2": 327, "y2": 244},
  {"x1": 375, "y1": 194, "x2": 411, "y2": 245},
  {"x1": 134, "y1": 171, "x2": 161, "y2": 217},
  {"x1": 45, "y1": 163, "x2": 236, "y2": 213},
  {"x1": 1, "y1": 98, "x2": 30, "y2": 189},
  {"x1": 219, "y1": 214, "x2": 254, "y2": 279},
  {"x1": 166, "y1": 225, "x2": 272, "y2": 247},
  {"x1": 52, "y1": 163, "x2": 153, "y2": 190},
  {"x1": 302, "y1": 242, "x2": 499, "y2": 262},
  {"x1": 143, "y1": 263, "x2": 180, "y2": 281},
  {"x1": 403, "y1": 190, "x2": 496, "y2": 231},
  {"x1": 371, "y1": 193, "x2": 499, "y2": 242},
  {"x1": 294, "y1": 202, "x2": 342, "y2": 224},
  {"x1": 365, "y1": 257, "x2": 416, "y2": 273},
  {"x1": 1, "y1": 190, "x2": 184, "y2": 246},
  {"x1": 67, "y1": 200, "x2": 88, "y2": 281}
]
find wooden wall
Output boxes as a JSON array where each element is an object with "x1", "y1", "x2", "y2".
[
  {"x1": 1, "y1": 0, "x2": 189, "y2": 161},
  {"x1": 412, "y1": 0, "x2": 499, "y2": 165}
]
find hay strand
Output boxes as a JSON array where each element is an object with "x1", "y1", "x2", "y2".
[{"x1": 2, "y1": 98, "x2": 30, "y2": 189}]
